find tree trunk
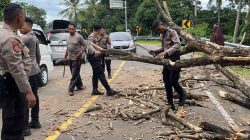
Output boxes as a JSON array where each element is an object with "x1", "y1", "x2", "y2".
[
  {"x1": 217, "y1": 5, "x2": 221, "y2": 25},
  {"x1": 220, "y1": 92, "x2": 250, "y2": 109},
  {"x1": 243, "y1": 1, "x2": 250, "y2": 45},
  {"x1": 153, "y1": 0, "x2": 175, "y2": 25},
  {"x1": 215, "y1": 65, "x2": 250, "y2": 98},
  {"x1": 233, "y1": 0, "x2": 243, "y2": 43},
  {"x1": 74, "y1": 9, "x2": 77, "y2": 25},
  {"x1": 162, "y1": 0, "x2": 172, "y2": 21}
]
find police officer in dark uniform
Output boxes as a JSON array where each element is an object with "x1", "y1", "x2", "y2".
[
  {"x1": 98, "y1": 28, "x2": 112, "y2": 79},
  {"x1": 20, "y1": 17, "x2": 42, "y2": 136},
  {"x1": 149, "y1": 20, "x2": 186, "y2": 118},
  {"x1": 0, "y1": 3, "x2": 36, "y2": 140},
  {"x1": 88, "y1": 24, "x2": 118, "y2": 96},
  {"x1": 64, "y1": 23, "x2": 87, "y2": 96}
]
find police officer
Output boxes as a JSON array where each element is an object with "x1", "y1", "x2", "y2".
[
  {"x1": 149, "y1": 20, "x2": 186, "y2": 118},
  {"x1": 20, "y1": 17, "x2": 42, "y2": 136},
  {"x1": 98, "y1": 28, "x2": 112, "y2": 79},
  {"x1": 0, "y1": 3, "x2": 36, "y2": 140},
  {"x1": 64, "y1": 23, "x2": 87, "y2": 96},
  {"x1": 88, "y1": 24, "x2": 118, "y2": 96}
]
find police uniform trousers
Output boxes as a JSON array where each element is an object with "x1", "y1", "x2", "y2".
[
  {"x1": 68, "y1": 60, "x2": 83, "y2": 92},
  {"x1": 88, "y1": 54, "x2": 111, "y2": 91},
  {"x1": 101, "y1": 54, "x2": 111, "y2": 75},
  {"x1": 1, "y1": 73, "x2": 25, "y2": 140},
  {"x1": 163, "y1": 52, "x2": 186, "y2": 106},
  {"x1": 24, "y1": 73, "x2": 40, "y2": 128}
]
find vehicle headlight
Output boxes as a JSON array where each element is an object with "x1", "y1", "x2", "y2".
[{"x1": 129, "y1": 44, "x2": 135, "y2": 48}]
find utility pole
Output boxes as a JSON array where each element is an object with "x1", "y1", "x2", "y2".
[{"x1": 124, "y1": 0, "x2": 128, "y2": 31}]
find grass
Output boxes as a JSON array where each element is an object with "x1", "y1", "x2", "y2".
[
  {"x1": 229, "y1": 66, "x2": 250, "y2": 78},
  {"x1": 135, "y1": 40, "x2": 161, "y2": 46}
]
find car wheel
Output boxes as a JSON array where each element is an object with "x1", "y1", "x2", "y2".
[
  {"x1": 133, "y1": 47, "x2": 137, "y2": 54},
  {"x1": 39, "y1": 66, "x2": 48, "y2": 87}
]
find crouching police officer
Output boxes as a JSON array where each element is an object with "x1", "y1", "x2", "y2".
[
  {"x1": 88, "y1": 24, "x2": 118, "y2": 96},
  {"x1": 149, "y1": 20, "x2": 186, "y2": 118},
  {"x1": 0, "y1": 3, "x2": 36, "y2": 140}
]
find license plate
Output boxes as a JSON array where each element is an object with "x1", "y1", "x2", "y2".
[{"x1": 55, "y1": 47, "x2": 66, "y2": 52}]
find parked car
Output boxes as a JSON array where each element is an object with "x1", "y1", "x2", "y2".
[
  {"x1": 46, "y1": 20, "x2": 87, "y2": 64},
  {"x1": 0, "y1": 22, "x2": 54, "y2": 87},
  {"x1": 109, "y1": 32, "x2": 136, "y2": 53}
]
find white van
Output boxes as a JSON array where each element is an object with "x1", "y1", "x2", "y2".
[{"x1": 0, "y1": 22, "x2": 53, "y2": 87}]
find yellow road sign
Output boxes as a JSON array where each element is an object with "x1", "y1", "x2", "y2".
[
  {"x1": 136, "y1": 26, "x2": 141, "y2": 32},
  {"x1": 182, "y1": 20, "x2": 191, "y2": 29}
]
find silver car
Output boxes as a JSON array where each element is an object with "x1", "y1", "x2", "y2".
[
  {"x1": 110, "y1": 32, "x2": 136, "y2": 53},
  {"x1": 47, "y1": 30, "x2": 68, "y2": 63}
]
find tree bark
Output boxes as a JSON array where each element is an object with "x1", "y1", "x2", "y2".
[
  {"x1": 200, "y1": 122, "x2": 233, "y2": 136},
  {"x1": 162, "y1": 0, "x2": 172, "y2": 21},
  {"x1": 215, "y1": 65, "x2": 250, "y2": 98},
  {"x1": 104, "y1": 49, "x2": 250, "y2": 68},
  {"x1": 153, "y1": 0, "x2": 173, "y2": 25},
  {"x1": 220, "y1": 92, "x2": 250, "y2": 109}
]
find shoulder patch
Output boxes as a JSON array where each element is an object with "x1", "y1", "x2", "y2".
[{"x1": 12, "y1": 38, "x2": 21, "y2": 53}]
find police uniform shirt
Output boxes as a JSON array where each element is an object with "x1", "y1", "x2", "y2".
[
  {"x1": 21, "y1": 31, "x2": 40, "y2": 76},
  {"x1": 162, "y1": 28, "x2": 181, "y2": 56},
  {"x1": 98, "y1": 34, "x2": 111, "y2": 49},
  {"x1": 21, "y1": 45, "x2": 32, "y2": 75},
  {"x1": 66, "y1": 32, "x2": 85, "y2": 60},
  {"x1": 0, "y1": 23, "x2": 31, "y2": 93},
  {"x1": 87, "y1": 33, "x2": 98, "y2": 54}
]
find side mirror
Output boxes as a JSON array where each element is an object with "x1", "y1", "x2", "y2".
[
  {"x1": 134, "y1": 37, "x2": 137, "y2": 41},
  {"x1": 47, "y1": 40, "x2": 51, "y2": 44}
]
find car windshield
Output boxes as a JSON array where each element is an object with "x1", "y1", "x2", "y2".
[
  {"x1": 49, "y1": 32, "x2": 69, "y2": 41},
  {"x1": 110, "y1": 32, "x2": 132, "y2": 41}
]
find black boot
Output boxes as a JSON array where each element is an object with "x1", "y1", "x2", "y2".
[
  {"x1": 170, "y1": 105, "x2": 176, "y2": 113},
  {"x1": 107, "y1": 89, "x2": 118, "y2": 96},
  {"x1": 23, "y1": 127, "x2": 31, "y2": 136},
  {"x1": 92, "y1": 89, "x2": 104, "y2": 95},
  {"x1": 29, "y1": 120, "x2": 42, "y2": 129}
]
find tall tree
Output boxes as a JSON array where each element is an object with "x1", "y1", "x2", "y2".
[
  {"x1": 0, "y1": 0, "x2": 11, "y2": 21},
  {"x1": 25, "y1": 5, "x2": 47, "y2": 30},
  {"x1": 208, "y1": 0, "x2": 222, "y2": 25},
  {"x1": 59, "y1": 0, "x2": 84, "y2": 25},
  {"x1": 232, "y1": 0, "x2": 247, "y2": 43},
  {"x1": 16, "y1": 2, "x2": 47, "y2": 30},
  {"x1": 242, "y1": 0, "x2": 250, "y2": 45},
  {"x1": 84, "y1": 0, "x2": 99, "y2": 17}
]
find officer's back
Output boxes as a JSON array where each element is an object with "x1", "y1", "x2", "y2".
[{"x1": 0, "y1": 3, "x2": 36, "y2": 140}]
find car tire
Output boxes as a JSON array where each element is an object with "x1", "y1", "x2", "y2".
[
  {"x1": 133, "y1": 47, "x2": 137, "y2": 54},
  {"x1": 39, "y1": 66, "x2": 48, "y2": 87}
]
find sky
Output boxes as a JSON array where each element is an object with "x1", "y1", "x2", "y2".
[{"x1": 14, "y1": 0, "x2": 229, "y2": 23}]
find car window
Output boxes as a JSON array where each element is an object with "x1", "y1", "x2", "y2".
[
  {"x1": 33, "y1": 29, "x2": 47, "y2": 45},
  {"x1": 49, "y1": 32, "x2": 69, "y2": 41},
  {"x1": 110, "y1": 32, "x2": 132, "y2": 41}
]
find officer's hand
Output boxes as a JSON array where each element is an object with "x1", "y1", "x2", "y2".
[
  {"x1": 64, "y1": 58, "x2": 67, "y2": 64},
  {"x1": 95, "y1": 51, "x2": 102, "y2": 57},
  {"x1": 26, "y1": 90, "x2": 36, "y2": 108},
  {"x1": 156, "y1": 51, "x2": 167, "y2": 59},
  {"x1": 148, "y1": 50, "x2": 156, "y2": 57}
]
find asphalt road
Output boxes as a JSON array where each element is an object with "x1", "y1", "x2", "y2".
[{"x1": 0, "y1": 44, "x2": 249, "y2": 140}]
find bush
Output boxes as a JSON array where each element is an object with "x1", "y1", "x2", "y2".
[{"x1": 188, "y1": 23, "x2": 212, "y2": 38}]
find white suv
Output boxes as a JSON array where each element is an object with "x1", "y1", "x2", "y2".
[{"x1": 0, "y1": 22, "x2": 54, "y2": 87}]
